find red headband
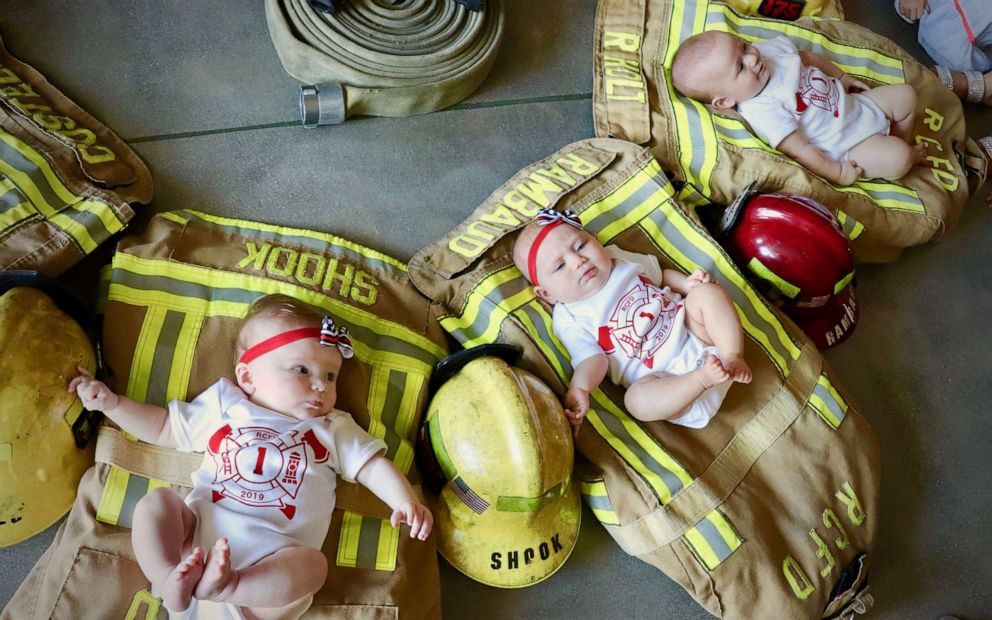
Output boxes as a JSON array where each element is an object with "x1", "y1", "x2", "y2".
[
  {"x1": 239, "y1": 327, "x2": 319, "y2": 364},
  {"x1": 526, "y1": 209, "x2": 584, "y2": 286},
  {"x1": 238, "y1": 316, "x2": 355, "y2": 364},
  {"x1": 527, "y1": 220, "x2": 566, "y2": 286}
]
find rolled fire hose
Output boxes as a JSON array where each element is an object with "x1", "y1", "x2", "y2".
[{"x1": 265, "y1": 0, "x2": 505, "y2": 126}]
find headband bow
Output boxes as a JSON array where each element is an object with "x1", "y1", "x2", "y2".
[
  {"x1": 527, "y1": 209, "x2": 584, "y2": 286},
  {"x1": 534, "y1": 208, "x2": 582, "y2": 229},
  {"x1": 320, "y1": 316, "x2": 354, "y2": 359}
]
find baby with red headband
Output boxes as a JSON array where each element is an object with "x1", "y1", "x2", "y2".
[
  {"x1": 70, "y1": 294, "x2": 432, "y2": 619},
  {"x1": 513, "y1": 209, "x2": 752, "y2": 433}
]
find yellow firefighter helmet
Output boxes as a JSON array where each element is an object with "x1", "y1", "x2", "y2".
[
  {"x1": 419, "y1": 344, "x2": 580, "y2": 588},
  {"x1": 0, "y1": 278, "x2": 97, "y2": 547}
]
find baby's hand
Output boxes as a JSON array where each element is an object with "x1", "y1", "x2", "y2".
[
  {"x1": 685, "y1": 269, "x2": 713, "y2": 291},
  {"x1": 68, "y1": 366, "x2": 120, "y2": 412},
  {"x1": 836, "y1": 161, "x2": 863, "y2": 185},
  {"x1": 840, "y1": 74, "x2": 870, "y2": 94},
  {"x1": 563, "y1": 387, "x2": 589, "y2": 436},
  {"x1": 391, "y1": 501, "x2": 433, "y2": 541},
  {"x1": 896, "y1": 0, "x2": 928, "y2": 21}
]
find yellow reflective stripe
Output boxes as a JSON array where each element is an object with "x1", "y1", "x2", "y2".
[
  {"x1": 709, "y1": 509, "x2": 742, "y2": 551},
  {"x1": 164, "y1": 312, "x2": 202, "y2": 403},
  {"x1": 581, "y1": 159, "x2": 669, "y2": 236},
  {"x1": 0, "y1": 130, "x2": 124, "y2": 251},
  {"x1": 599, "y1": 184, "x2": 675, "y2": 242},
  {"x1": 147, "y1": 478, "x2": 170, "y2": 492},
  {"x1": 836, "y1": 211, "x2": 865, "y2": 240},
  {"x1": 592, "y1": 507, "x2": 619, "y2": 526},
  {"x1": 0, "y1": 140, "x2": 98, "y2": 252},
  {"x1": 834, "y1": 271, "x2": 855, "y2": 295},
  {"x1": 812, "y1": 394, "x2": 842, "y2": 428},
  {"x1": 73, "y1": 197, "x2": 127, "y2": 238},
  {"x1": 710, "y1": 6, "x2": 904, "y2": 84},
  {"x1": 683, "y1": 509, "x2": 742, "y2": 570},
  {"x1": 712, "y1": 115, "x2": 771, "y2": 150},
  {"x1": 676, "y1": 183, "x2": 709, "y2": 210},
  {"x1": 514, "y1": 301, "x2": 692, "y2": 504},
  {"x1": 375, "y1": 519, "x2": 400, "y2": 571},
  {"x1": 181, "y1": 209, "x2": 408, "y2": 272},
  {"x1": 834, "y1": 182, "x2": 925, "y2": 213},
  {"x1": 587, "y1": 394, "x2": 694, "y2": 505},
  {"x1": 664, "y1": 0, "x2": 720, "y2": 187},
  {"x1": 366, "y1": 365, "x2": 419, "y2": 475},
  {"x1": 642, "y1": 202, "x2": 800, "y2": 373},
  {"x1": 0, "y1": 201, "x2": 34, "y2": 229},
  {"x1": 683, "y1": 525, "x2": 721, "y2": 570},
  {"x1": 810, "y1": 373, "x2": 848, "y2": 429},
  {"x1": 161, "y1": 211, "x2": 190, "y2": 226},
  {"x1": 127, "y1": 305, "x2": 168, "y2": 404},
  {"x1": 748, "y1": 257, "x2": 801, "y2": 298},
  {"x1": 110, "y1": 253, "x2": 445, "y2": 363},
  {"x1": 336, "y1": 511, "x2": 363, "y2": 568},
  {"x1": 439, "y1": 268, "x2": 534, "y2": 348},
  {"x1": 513, "y1": 300, "x2": 569, "y2": 381},
  {"x1": 96, "y1": 466, "x2": 131, "y2": 525},
  {"x1": 580, "y1": 480, "x2": 619, "y2": 526}
]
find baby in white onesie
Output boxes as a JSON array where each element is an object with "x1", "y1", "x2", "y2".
[
  {"x1": 513, "y1": 209, "x2": 752, "y2": 432},
  {"x1": 671, "y1": 30, "x2": 925, "y2": 185},
  {"x1": 70, "y1": 294, "x2": 433, "y2": 619}
]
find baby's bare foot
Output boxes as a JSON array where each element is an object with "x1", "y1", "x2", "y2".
[
  {"x1": 194, "y1": 538, "x2": 236, "y2": 602},
  {"x1": 911, "y1": 143, "x2": 926, "y2": 164},
  {"x1": 697, "y1": 354, "x2": 730, "y2": 389},
  {"x1": 725, "y1": 355, "x2": 752, "y2": 384},
  {"x1": 159, "y1": 546, "x2": 204, "y2": 612}
]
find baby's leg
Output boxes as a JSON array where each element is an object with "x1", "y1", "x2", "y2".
[
  {"x1": 862, "y1": 83, "x2": 917, "y2": 142},
  {"x1": 131, "y1": 487, "x2": 201, "y2": 612},
  {"x1": 624, "y1": 357, "x2": 729, "y2": 422},
  {"x1": 196, "y1": 539, "x2": 327, "y2": 616},
  {"x1": 682, "y1": 282, "x2": 751, "y2": 383},
  {"x1": 847, "y1": 134, "x2": 923, "y2": 180}
]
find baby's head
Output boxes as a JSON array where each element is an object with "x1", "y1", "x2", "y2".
[
  {"x1": 671, "y1": 31, "x2": 770, "y2": 108},
  {"x1": 234, "y1": 294, "x2": 354, "y2": 420},
  {"x1": 512, "y1": 209, "x2": 613, "y2": 305}
]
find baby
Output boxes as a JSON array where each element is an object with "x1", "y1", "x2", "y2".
[
  {"x1": 70, "y1": 294, "x2": 432, "y2": 619},
  {"x1": 513, "y1": 209, "x2": 752, "y2": 432},
  {"x1": 671, "y1": 30, "x2": 925, "y2": 185}
]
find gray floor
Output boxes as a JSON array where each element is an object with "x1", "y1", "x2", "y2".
[{"x1": 1, "y1": 1, "x2": 990, "y2": 619}]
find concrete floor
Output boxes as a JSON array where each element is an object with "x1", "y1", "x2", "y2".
[{"x1": 1, "y1": 1, "x2": 990, "y2": 618}]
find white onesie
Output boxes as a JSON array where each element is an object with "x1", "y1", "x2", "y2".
[
  {"x1": 552, "y1": 247, "x2": 731, "y2": 428},
  {"x1": 164, "y1": 378, "x2": 386, "y2": 619},
  {"x1": 738, "y1": 36, "x2": 890, "y2": 162}
]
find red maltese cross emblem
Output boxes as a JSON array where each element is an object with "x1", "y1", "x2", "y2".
[{"x1": 206, "y1": 424, "x2": 329, "y2": 520}]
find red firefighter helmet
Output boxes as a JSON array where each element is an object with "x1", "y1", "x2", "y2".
[{"x1": 716, "y1": 184, "x2": 858, "y2": 349}]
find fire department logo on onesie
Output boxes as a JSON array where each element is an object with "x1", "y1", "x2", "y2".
[
  {"x1": 795, "y1": 67, "x2": 840, "y2": 118},
  {"x1": 601, "y1": 276, "x2": 682, "y2": 368},
  {"x1": 206, "y1": 424, "x2": 329, "y2": 520}
]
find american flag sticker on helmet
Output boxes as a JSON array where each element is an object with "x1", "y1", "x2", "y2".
[{"x1": 451, "y1": 476, "x2": 489, "y2": 514}]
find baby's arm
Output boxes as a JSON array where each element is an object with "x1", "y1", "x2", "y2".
[
  {"x1": 68, "y1": 366, "x2": 177, "y2": 448},
  {"x1": 798, "y1": 50, "x2": 869, "y2": 93},
  {"x1": 662, "y1": 268, "x2": 712, "y2": 296},
  {"x1": 778, "y1": 130, "x2": 863, "y2": 185},
  {"x1": 564, "y1": 354, "x2": 608, "y2": 433},
  {"x1": 356, "y1": 455, "x2": 433, "y2": 540}
]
